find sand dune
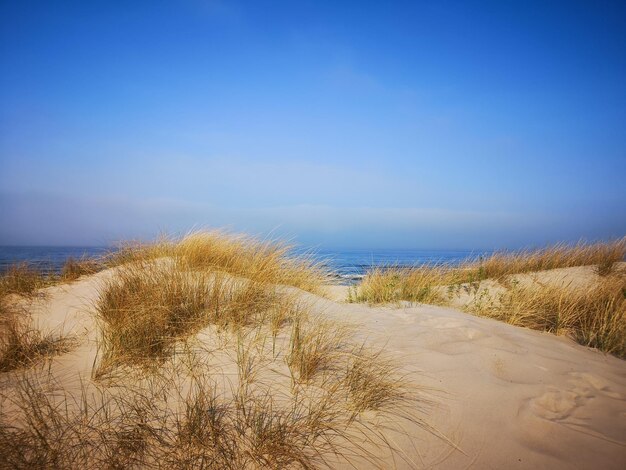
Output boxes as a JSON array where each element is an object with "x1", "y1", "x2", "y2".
[
  {"x1": 3, "y1": 265, "x2": 626, "y2": 469},
  {"x1": 316, "y1": 296, "x2": 626, "y2": 468}
]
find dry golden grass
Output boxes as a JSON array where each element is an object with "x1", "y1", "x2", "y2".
[
  {"x1": 94, "y1": 230, "x2": 328, "y2": 376},
  {"x1": 349, "y1": 265, "x2": 448, "y2": 305},
  {"x1": 351, "y1": 239, "x2": 625, "y2": 305},
  {"x1": 286, "y1": 314, "x2": 352, "y2": 384},
  {"x1": 467, "y1": 238, "x2": 625, "y2": 280},
  {"x1": 60, "y1": 257, "x2": 103, "y2": 281},
  {"x1": 467, "y1": 273, "x2": 626, "y2": 357},
  {"x1": 344, "y1": 346, "x2": 411, "y2": 413},
  {"x1": 95, "y1": 260, "x2": 217, "y2": 373},
  {"x1": 0, "y1": 302, "x2": 74, "y2": 373},
  {"x1": 0, "y1": 268, "x2": 74, "y2": 373},
  {"x1": 106, "y1": 230, "x2": 329, "y2": 294},
  {"x1": 0, "y1": 255, "x2": 104, "y2": 299},
  {"x1": 350, "y1": 239, "x2": 626, "y2": 357},
  {"x1": 0, "y1": 263, "x2": 50, "y2": 298},
  {"x1": 93, "y1": 259, "x2": 305, "y2": 377},
  {"x1": 1, "y1": 328, "x2": 424, "y2": 469},
  {"x1": 0, "y1": 231, "x2": 429, "y2": 469}
]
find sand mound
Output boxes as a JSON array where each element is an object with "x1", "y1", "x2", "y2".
[{"x1": 2, "y1": 266, "x2": 626, "y2": 469}]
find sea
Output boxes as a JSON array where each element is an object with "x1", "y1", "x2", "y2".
[{"x1": 0, "y1": 246, "x2": 491, "y2": 284}]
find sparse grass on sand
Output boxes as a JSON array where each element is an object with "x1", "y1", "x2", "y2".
[
  {"x1": 350, "y1": 239, "x2": 626, "y2": 357},
  {"x1": 0, "y1": 267, "x2": 74, "y2": 372},
  {"x1": 0, "y1": 318, "x2": 68, "y2": 376},
  {"x1": 60, "y1": 256, "x2": 103, "y2": 281},
  {"x1": 0, "y1": 348, "x2": 422, "y2": 470},
  {"x1": 0, "y1": 263, "x2": 50, "y2": 297},
  {"x1": 0, "y1": 303, "x2": 74, "y2": 373},
  {"x1": 351, "y1": 239, "x2": 626, "y2": 306},
  {"x1": 93, "y1": 258, "x2": 305, "y2": 375},
  {"x1": 467, "y1": 274, "x2": 626, "y2": 358},
  {"x1": 0, "y1": 231, "x2": 428, "y2": 469},
  {"x1": 286, "y1": 314, "x2": 352, "y2": 383},
  {"x1": 0, "y1": 256, "x2": 104, "y2": 297},
  {"x1": 344, "y1": 345, "x2": 412, "y2": 413},
  {"x1": 467, "y1": 238, "x2": 626, "y2": 280}
]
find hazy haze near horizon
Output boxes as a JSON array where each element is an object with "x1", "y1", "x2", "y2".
[{"x1": 1, "y1": 1, "x2": 625, "y2": 249}]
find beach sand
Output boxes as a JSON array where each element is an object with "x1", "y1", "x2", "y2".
[{"x1": 3, "y1": 264, "x2": 625, "y2": 469}]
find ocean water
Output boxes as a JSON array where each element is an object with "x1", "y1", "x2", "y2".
[
  {"x1": 314, "y1": 248, "x2": 489, "y2": 281},
  {"x1": 0, "y1": 246, "x2": 490, "y2": 282},
  {"x1": 0, "y1": 246, "x2": 111, "y2": 273}
]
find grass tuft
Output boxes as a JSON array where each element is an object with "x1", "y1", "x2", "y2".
[
  {"x1": 350, "y1": 266, "x2": 448, "y2": 305},
  {"x1": 105, "y1": 230, "x2": 329, "y2": 294},
  {"x1": 467, "y1": 274, "x2": 626, "y2": 357},
  {"x1": 1, "y1": 348, "x2": 424, "y2": 469},
  {"x1": 466, "y1": 238, "x2": 625, "y2": 281},
  {"x1": 0, "y1": 316, "x2": 73, "y2": 373},
  {"x1": 61, "y1": 257, "x2": 103, "y2": 281},
  {"x1": 94, "y1": 261, "x2": 217, "y2": 373},
  {"x1": 0, "y1": 263, "x2": 49, "y2": 297},
  {"x1": 351, "y1": 239, "x2": 626, "y2": 357},
  {"x1": 286, "y1": 315, "x2": 352, "y2": 383},
  {"x1": 0, "y1": 288, "x2": 74, "y2": 373},
  {"x1": 94, "y1": 258, "x2": 309, "y2": 376},
  {"x1": 344, "y1": 346, "x2": 409, "y2": 413}
]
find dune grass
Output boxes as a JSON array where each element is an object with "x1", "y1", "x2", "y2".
[
  {"x1": 350, "y1": 239, "x2": 626, "y2": 357},
  {"x1": 0, "y1": 355, "x2": 419, "y2": 470},
  {"x1": 0, "y1": 267, "x2": 74, "y2": 372},
  {"x1": 94, "y1": 260, "x2": 215, "y2": 372},
  {"x1": 468, "y1": 238, "x2": 626, "y2": 280},
  {"x1": 3, "y1": 229, "x2": 327, "y2": 296},
  {"x1": 344, "y1": 346, "x2": 412, "y2": 413},
  {"x1": 0, "y1": 304, "x2": 74, "y2": 373},
  {"x1": 286, "y1": 314, "x2": 353, "y2": 384},
  {"x1": 1, "y1": 231, "x2": 429, "y2": 468},
  {"x1": 2, "y1": 320, "x2": 423, "y2": 469},
  {"x1": 93, "y1": 258, "x2": 306, "y2": 376},
  {"x1": 106, "y1": 230, "x2": 329, "y2": 294},
  {"x1": 0, "y1": 262, "x2": 51, "y2": 297},
  {"x1": 94, "y1": 230, "x2": 329, "y2": 376},
  {"x1": 467, "y1": 274, "x2": 626, "y2": 358},
  {"x1": 60, "y1": 257, "x2": 103, "y2": 281},
  {"x1": 0, "y1": 317, "x2": 72, "y2": 373},
  {"x1": 0, "y1": 255, "x2": 104, "y2": 299},
  {"x1": 351, "y1": 239, "x2": 626, "y2": 306},
  {"x1": 348, "y1": 266, "x2": 448, "y2": 305}
]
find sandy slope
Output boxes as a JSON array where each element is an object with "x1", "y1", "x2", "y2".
[
  {"x1": 314, "y1": 295, "x2": 626, "y2": 469},
  {"x1": 6, "y1": 267, "x2": 626, "y2": 469}
]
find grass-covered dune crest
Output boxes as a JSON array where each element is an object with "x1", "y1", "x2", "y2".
[
  {"x1": 0, "y1": 231, "x2": 430, "y2": 469},
  {"x1": 1, "y1": 233, "x2": 626, "y2": 469},
  {"x1": 107, "y1": 230, "x2": 331, "y2": 294},
  {"x1": 350, "y1": 238, "x2": 626, "y2": 357}
]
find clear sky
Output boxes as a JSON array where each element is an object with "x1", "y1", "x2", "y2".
[{"x1": 1, "y1": 0, "x2": 625, "y2": 249}]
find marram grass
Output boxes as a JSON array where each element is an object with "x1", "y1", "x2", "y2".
[
  {"x1": 351, "y1": 238, "x2": 626, "y2": 357},
  {"x1": 0, "y1": 230, "x2": 428, "y2": 469},
  {"x1": 106, "y1": 230, "x2": 329, "y2": 294},
  {"x1": 467, "y1": 274, "x2": 626, "y2": 358}
]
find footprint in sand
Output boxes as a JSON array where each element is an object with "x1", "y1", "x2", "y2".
[
  {"x1": 568, "y1": 372, "x2": 626, "y2": 401},
  {"x1": 529, "y1": 388, "x2": 584, "y2": 421},
  {"x1": 527, "y1": 371, "x2": 625, "y2": 422}
]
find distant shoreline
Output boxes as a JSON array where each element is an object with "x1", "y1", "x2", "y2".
[{"x1": 0, "y1": 245, "x2": 490, "y2": 280}]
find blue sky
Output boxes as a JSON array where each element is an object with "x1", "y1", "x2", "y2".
[{"x1": 1, "y1": 0, "x2": 625, "y2": 249}]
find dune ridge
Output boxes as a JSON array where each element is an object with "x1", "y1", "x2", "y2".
[{"x1": 1, "y1": 234, "x2": 625, "y2": 469}]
